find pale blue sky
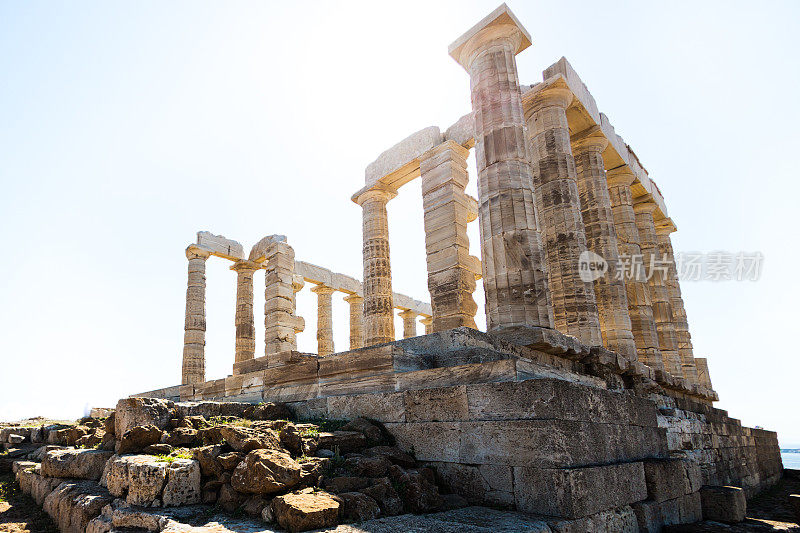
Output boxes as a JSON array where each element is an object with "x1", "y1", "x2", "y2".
[{"x1": 1, "y1": 1, "x2": 798, "y2": 446}]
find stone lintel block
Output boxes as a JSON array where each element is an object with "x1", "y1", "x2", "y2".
[
  {"x1": 363, "y1": 126, "x2": 443, "y2": 188},
  {"x1": 444, "y1": 112, "x2": 475, "y2": 149},
  {"x1": 196, "y1": 231, "x2": 244, "y2": 260},
  {"x1": 699, "y1": 485, "x2": 746, "y2": 523},
  {"x1": 514, "y1": 462, "x2": 647, "y2": 519},
  {"x1": 448, "y1": 3, "x2": 532, "y2": 68}
]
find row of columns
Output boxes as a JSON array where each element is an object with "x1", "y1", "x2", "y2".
[
  {"x1": 181, "y1": 242, "x2": 432, "y2": 384},
  {"x1": 444, "y1": 10, "x2": 706, "y2": 387}
]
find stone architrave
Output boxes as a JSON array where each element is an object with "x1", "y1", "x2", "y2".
[
  {"x1": 182, "y1": 245, "x2": 211, "y2": 385},
  {"x1": 606, "y1": 168, "x2": 664, "y2": 372},
  {"x1": 524, "y1": 84, "x2": 602, "y2": 347},
  {"x1": 571, "y1": 131, "x2": 636, "y2": 359},
  {"x1": 398, "y1": 309, "x2": 419, "y2": 339},
  {"x1": 655, "y1": 219, "x2": 700, "y2": 384},
  {"x1": 263, "y1": 239, "x2": 305, "y2": 356},
  {"x1": 420, "y1": 141, "x2": 480, "y2": 332},
  {"x1": 420, "y1": 316, "x2": 433, "y2": 335},
  {"x1": 635, "y1": 200, "x2": 682, "y2": 378},
  {"x1": 343, "y1": 294, "x2": 364, "y2": 350},
  {"x1": 311, "y1": 284, "x2": 336, "y2": 356},
  {"x1": 355, "y1": 186, "x2": 397, "y2": 346},
  {"x1": 231, "y1": 261, "x2": 259, "y2": 364},
  {"x1": 449, "y1": 4, "x2": 554, "y2": 332}
]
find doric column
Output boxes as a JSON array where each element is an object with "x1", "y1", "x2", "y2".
[
  {"x1": 635, "y1": 200, "x2": 682, "y2": 378},
  {"x1": 398, "y1": 309, "x2": 419, "y2": 339},
  {"x1": 182, "y1": 245, "x2": 210, "y2": 385},
  {"x1": 571, "y1": 132, "x2": 636, "y2": 359},
  {"x1": 343, "y1": 294, "x2": 364, "y2": 350},
  {"x1": 606, "y1": 168, "x2": 664, "y2": 371},
  {"x1": 311, "y1": 284, "x2": 335, "y2": 356},
  {"x1": 231, "y1": 260, "x2": 258, "y2": 364},
  {"x1": 525, "y1": 86, "x2": 602, "y2": 346},
  {"x1": 355, "y1": 186, "x2": 397, "y2": 346},
  {"x1": 420, "y1": 316, "x2": 433, "y2": 335},
  {"x1": 449, "y1": 7, "x2": 554, "y2": 332},
  {"x1": 420, "y1": 141, "x2": 479, "y2": 332},
  {"x1": 263, "y1": 239, "x2": 304, "y2": 355},
  {"x1": 655, "y1": 219, "x2": 700, "y2": 384}
]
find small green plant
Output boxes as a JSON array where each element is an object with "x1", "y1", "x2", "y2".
[
  {"x1": 171, "y1": 450, "x2": 194, "y2": 460},
  {"x1": 299, "y1": 427, "x2": 319, "y2": 437},
  {"x1": 207, "y1": 416, "x2": 251, "y2": 428},
  {"x1": 154, "y1": 454, "x2": 177, "y2": 464}
]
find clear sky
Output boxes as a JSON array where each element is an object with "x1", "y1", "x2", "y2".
[{"x1": 1, "y1": 1, "x2": 798, "y2": 446}]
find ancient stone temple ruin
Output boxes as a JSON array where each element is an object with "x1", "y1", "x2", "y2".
[{"x1": 6, "y1": 5, "x2": 784, "y2": 533}]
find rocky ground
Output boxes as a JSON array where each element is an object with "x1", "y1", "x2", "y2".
[{"x1": 2, "y1": 403, "x2": 798, "y2": 533}]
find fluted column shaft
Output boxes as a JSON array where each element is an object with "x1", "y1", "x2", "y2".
[
  {"x1": 356, "y1": 187, "x2": 396, "y2": 346},
  {"x1": 311, "y1": 284, "x2": 335, "y2": 356},
  {"x1": 182, "y1": 246, "x2": 210, "y2": 385},
  {"x1": 606, "y1": 169, "x2": 664, "y2": 371},
  {"x1": 459, "y1": 37, "x2": 554, "y2": 332},
  {"x1": 572, "y1": 135, "x2": 636, "y2": 359},
  {"x1": 343, "y1": 294, "x2": 364, "y2": 350},
  {"x1": 398, "y1": 309, "x2": 418, "y2": 339},
  {"x1": 525, "y1": 89, "x2": 602, "y2": 346},
  {"x1": 655, "y1": 222, "x2": 700, "y2": 384},
  {"x1": 635, "y1": 201, "x2": 682, "y2": 378},
  {"x1": 231, "y1": 261, "x2": 258, "y2": 364},
  {"x1": 420, "y1": 141, "x2": 479, "y2": 332}
]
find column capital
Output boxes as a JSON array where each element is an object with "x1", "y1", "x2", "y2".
[
  {"x1": 419, "y1": 316, "x2": 433, "y2": 326},
  {"x1": 230, "y1": 260, "x2": 260, "y2": 273},
  {"x1": 633, "y1": 198, "x2": 659, "y2": 215},
  {"x1": 310, "y1": 283, "x2": 336, "y2": 296},
  {"x1": 353, "y1": 184, "x2": 398, "y2": 206},
  {"x1": 606, "y1": 167, "x2": 637, "y2": 187},
  {"x1": 421, "y1": 139, "x2": 470, "y2": 162},
  {"x1": 655, "y1": 217, "x2": 678, "y2": 235},
  {"x1": 448, "y1": 4, "x2": 531, "y2": 70},
  {"x1": 343, "y1": 293, "x2": 364, "y2": 304},
  {"x1": 524, "y1": 85, "x2": 574, "y2": 114},
  {"x1": 570, "y1": 126, "x2": 608, "y2": 154},
  {"x1": 397, "y1": 309, "x2": 419, "y2": 319},
  {"x1": 186, "y1": 244, "x2": 212, "y2": 260}
]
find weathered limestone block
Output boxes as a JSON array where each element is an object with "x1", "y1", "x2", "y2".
[
  {"x1": 606, "y1": 168, "x2": 664, "y2": 371},
  {"x1": 514, "y1": 462, "x2": 647, "y2": 519},
  {"x1": 429, "y1": 462, "x2": 515, "y2": 507},
  {"x1": 43, "y1": 481, "x2": 113, "y2": 533},
  {"x1": 271, "y1": 488, "x2": 341, "y2": 533},
  {"x1": 635, "y1": 200, "x2": 681, "y2": 378},
  {"x1": 699, "y1": 485, "x2": 746, "y2": 523},
  {"x1": 642, "y1": 458, "x2": 689, "y2": 502},
  {"x1": 196, "y1": 231, "x2": 244, "y2": 260},
  {"x1": 354, "y1": 186, "x2": 397, "y2": 346},
  {"x1": 231, "y1": 449, "x2": 301, "y2": 495},
  {"x1": 103, "y1": 455, "x2": 200, "y2": 507},
  {"x1": 343, "y1": 294, "x2": 364, "y2": 350},
  {"x1": 449, "y1": 4, "x2": 554, "y2": 332},
  {"x1": 524, "y1": 80, "x2": 602, "y2": 347},
  {"x1": 182, "y1": 245, "x2": 210, "y2": 385},
  {"x1": 571, "y1": 131, "x2": 636, "y2": 359},
  {"x1": 115, "y1": 397, "x2": 174, "y2": 437},
  {"x1": 420, "y1": 140, "x2": 479, "y2": 332},
  {"x1": 547, "y1": 505, "x2": 639, "y2": 532},
  {"x1": 41, "y1": 449, "x2": 114, "y2": 481},
  {"x1": 311, "y1": 284, "x2": 336, "y2": 356},
  {"x1": 231, "y1": 260, "x2": 258, "y2": 363}
]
